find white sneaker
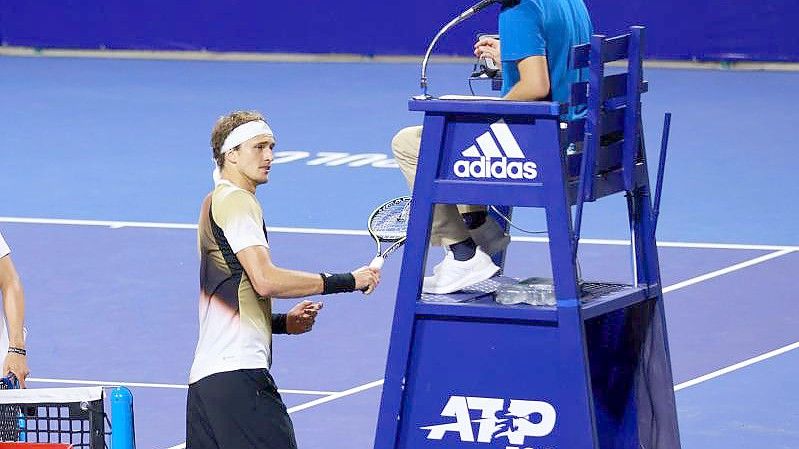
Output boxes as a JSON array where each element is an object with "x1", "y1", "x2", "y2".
[
  {"x1": 432, "y1": 249, "x2": 454, "y2": 275},
  {"x1": 469, "y1": 217, "x2": 510, "y2": 256},
  {"x1": 423, "y1": 247, "x2": 500, "y2": 294}
]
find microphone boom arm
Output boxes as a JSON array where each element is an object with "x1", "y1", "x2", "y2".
[
  {"x1": 419, "y1": 0, "x2": 498, "y2": 98},
  {"x1": 420, "y1": 15, "x2": 467, "y2": 97}
]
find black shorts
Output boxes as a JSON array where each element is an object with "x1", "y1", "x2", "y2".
[{"x1": 186, "y1": 369, "x2": 297, "y2": 449}]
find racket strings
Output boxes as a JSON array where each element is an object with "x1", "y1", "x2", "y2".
[
  {"x1": 370, "y1": 200, "x2": 410, "y2": 241},
  {"x1": 399, "y1": 202, "x2": 410, "y2": 221}
]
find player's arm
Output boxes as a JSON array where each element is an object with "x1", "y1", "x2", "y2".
[
  {"x1": 271, "y1": 301, "x2": 324, "y2": 335},
  {"x1": 237, "y1": 245, "x2": 379, "y2": 298},
  {"x1": 502, "y1": 55, "x2": 550, "y2": 101},
  {"x1": 0, "y1": 255, "x2": 29, "y2": 387}
]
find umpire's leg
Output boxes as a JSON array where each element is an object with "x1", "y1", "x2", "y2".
[{"x1": 391, "y1": 125, "x2": 473, "y2": 246}]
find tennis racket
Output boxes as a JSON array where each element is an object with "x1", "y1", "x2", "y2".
[{"x1": 367, "y1": 196, "x2": 411, "y2": 269}]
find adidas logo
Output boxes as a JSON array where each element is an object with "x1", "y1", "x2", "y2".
[{"x1": 453, "y1": 119, "x2": 538, "y2": 180}]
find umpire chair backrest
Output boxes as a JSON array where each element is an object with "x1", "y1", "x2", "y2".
[{"x1": 568, "y1": 26, "x2": 648, "y2": 199}]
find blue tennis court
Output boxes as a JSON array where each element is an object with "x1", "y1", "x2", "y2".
[{"x1": 0, "y1": 55, "x2": 797, "y2": 449}]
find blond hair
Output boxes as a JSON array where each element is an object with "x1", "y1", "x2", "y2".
[{"x1": 210, "y1": 110, "x2": 265, "y2": 168}]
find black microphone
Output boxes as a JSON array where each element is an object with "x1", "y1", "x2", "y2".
[
  {"x1": 470, "y1": 0, "x2": 519, "y2": 80},
  {"x1": 461, "y1": 0, "x2": 502, "y2": 19},
  {"x1": 474, "y1": 33, "x2": 500, "y2": 78},
  {"x1": 418, "y1": 0, "x2": 504, "y2": 98}
]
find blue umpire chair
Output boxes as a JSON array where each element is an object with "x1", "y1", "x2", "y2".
[{"x1": 373, "y1": 26, "x2": 680, "y2": 449}]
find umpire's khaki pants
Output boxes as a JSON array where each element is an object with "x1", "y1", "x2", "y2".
[{"x1": 392, "y1": 126, "x2": 485, "y2": 247}]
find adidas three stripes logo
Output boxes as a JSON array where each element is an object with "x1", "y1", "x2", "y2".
[{"x1": 453, "y1": 119, "x2": 539, "y2": 180}]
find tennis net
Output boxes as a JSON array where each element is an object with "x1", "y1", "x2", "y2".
[{"x1": 0, "y1": 384, "x2": 128, "y2": 449}]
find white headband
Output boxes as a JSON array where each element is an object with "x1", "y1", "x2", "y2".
[{"x1": 220, "y1": 120, "x2": 274, "y2": 154}]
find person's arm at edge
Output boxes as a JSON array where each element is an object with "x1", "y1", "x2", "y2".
[
  {"x1": 0, "y1": 255, "x2": 28, "y2": 387},
  {"x1": 237, "y1": 245, "x2": 378, "y2": 298},
  {"x1": 502, "y1": 55, "x2": 551, "y2": 101}
]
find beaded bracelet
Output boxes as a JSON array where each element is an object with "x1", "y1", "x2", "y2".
[{"x1": 7, "y1": 347, "x2": 26, "y2": 356}]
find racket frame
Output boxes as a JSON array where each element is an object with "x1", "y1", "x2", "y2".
[{"x1": 367, "y1": 196, "x2": 411, "y2": 268}]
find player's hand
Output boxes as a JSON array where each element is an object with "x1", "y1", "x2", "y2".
[
  {"x1": 286, "y1": 300, "x2": 323, "y2": 334},
  {"x1": 352, "y1": 266, "x2": 380, "y2": 295},
  {"x1": 4, "y1": 353, "x2": 29, "y2": 388},
  {"x1": 474, "y1": 37, "x2": 501, "y2": 64}
]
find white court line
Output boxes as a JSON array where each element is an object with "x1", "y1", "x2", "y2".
[
  {"x1": 512, "y1": 235, "x2": 799, "y2": 252},
  {"x1": 25, "y1": 377, "x2": 336, "y2": 395},
  {"x1": 27, "y1": 377, "x2": 188, "y2": 389},
  {"x1": 662, "y1": 248, "x2": 795, "y2": 294},
  {"x1": 0, "y1": 216, "x2": 796, "y2": 252},
  {"x1": 0, "y1": 216, "x2": 197, "y2": 230},
  {"x1": 286, "y1": 379, "x2": 385, "y2": 414},
  {"x1": 675, "y1": 340, "x2": 799, "y2": 391}
]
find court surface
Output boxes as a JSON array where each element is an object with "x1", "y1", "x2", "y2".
[{"x1": 0, "y1": 55, "x2": 797, "y2": 448}]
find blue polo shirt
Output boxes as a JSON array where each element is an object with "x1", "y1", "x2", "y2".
[{"x1": 499, "y1": 0, "x2": 592, "y2": 119}]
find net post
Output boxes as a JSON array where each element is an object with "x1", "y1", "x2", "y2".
[{"x1": 110, "y1": 387, "x2": 135, "y2": 449}]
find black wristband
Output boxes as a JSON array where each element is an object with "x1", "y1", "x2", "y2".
[
  {"x1": 320, "y1": 272, "x2": 356, "y2": 295},
  {"x1": 7, "y1": 347, "x2": 26, "y2": 356},
  {"x1": 272, "y1": 314, "x2": 288, "y2": 335}
]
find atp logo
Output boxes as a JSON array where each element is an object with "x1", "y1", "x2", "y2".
[
  {"x1": 453, "y1": 119, "x2": 539, "y2": 180},
  {"x1": 420, "y1": 395, "x2": 556, "y2": 448}
]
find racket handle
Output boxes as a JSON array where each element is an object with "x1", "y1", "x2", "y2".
[
  {"x1": 357, "y1": 257, "x2": 383, "y2": 293},
  {"x1": 369, "y1": 256, "x2": 385, "y2": 269}
]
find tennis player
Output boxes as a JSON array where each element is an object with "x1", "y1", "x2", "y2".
[
  {"x1": 186, "y1": 110, "x2": 380, "y2": 449},
  {"x1": 0, "y1": 230, "x2": 30, "y2": 388},
  {"x1": 392, "y1": 0, "x2": 592, "y2": 294}
]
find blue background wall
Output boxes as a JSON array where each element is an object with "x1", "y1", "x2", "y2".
[{"x1": 1, "y1": 0, "x2": 797, "y2": 61}]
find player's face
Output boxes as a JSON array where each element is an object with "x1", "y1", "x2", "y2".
[{"x1": 236, "y1": 135, "x2": 275, "y2": 185}]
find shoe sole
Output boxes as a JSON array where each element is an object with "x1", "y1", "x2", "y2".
[{"x1": 423, "y1": 263, "x2": 501, "y2": 295}]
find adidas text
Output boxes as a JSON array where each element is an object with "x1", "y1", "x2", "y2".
[{"x1": 454, "y1": 157, "x2": 538, "y2": 180}]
